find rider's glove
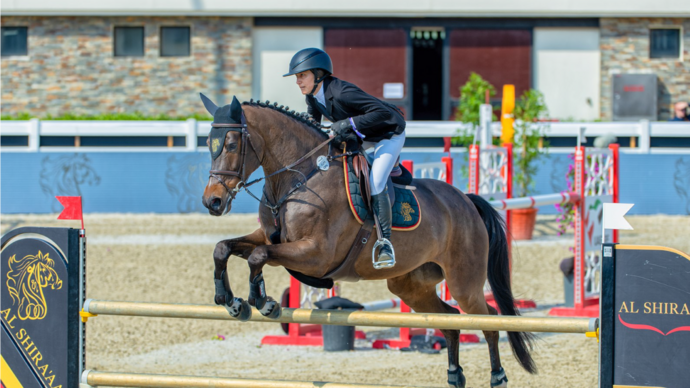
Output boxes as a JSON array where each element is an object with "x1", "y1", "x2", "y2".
[{"x1": 332, "y1": 119, "x2": 353, "y2": 135}]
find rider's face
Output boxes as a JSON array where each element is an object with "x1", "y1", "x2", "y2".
[{"x1": 295, "y1": 71, "x2": 315, "y2": 95}]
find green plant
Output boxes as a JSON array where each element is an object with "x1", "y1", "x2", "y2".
[
  {"x1": 454, "y1": 72, "x2": 497, "y2": 126},
  {"x1": 513, "y1": 89, "x2": 550, "y2": 197}
]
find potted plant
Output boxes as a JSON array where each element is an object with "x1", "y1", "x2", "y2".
[{"x1": 510, "y1": 89, "x2": 550, "y2": 240}]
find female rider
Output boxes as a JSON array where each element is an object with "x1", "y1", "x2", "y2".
[{"x1": 284, "y1": 48, "x2": 406, "y2": 268}]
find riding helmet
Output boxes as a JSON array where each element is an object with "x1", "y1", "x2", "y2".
[{"x1": 283, "y1": 48, "x2": 333, "y2": 77}]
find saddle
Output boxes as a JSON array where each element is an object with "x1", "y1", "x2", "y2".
[{"x1": 285, "y1": 145, "x2": 422, "y2": 288}]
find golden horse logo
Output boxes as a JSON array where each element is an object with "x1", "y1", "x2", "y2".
[
  {"x1": 212, "y1": 138, "x2": 221, "y2": 154},
  {"x1": 6, "y1": 251, "x2": 63, "y2": 320},
  {"x1": 401, "y1": 202, "x2": 415, "y2": 222}
]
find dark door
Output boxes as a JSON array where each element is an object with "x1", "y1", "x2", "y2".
[{"x1": 412, "y1": 30, "x2": 444, "y2": 120}]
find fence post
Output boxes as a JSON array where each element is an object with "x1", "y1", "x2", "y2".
[
  {"x1": 573, "y1": 146, "x2": 586, "y2": 312},
  {"x1": 638, "y1": 120, "x2": 650, "y2": 153},
  {"x1": 441, "y1": 156, "x2": 453, "y2": 186},
  {"x1": 468, "y1": 144, "x2": 480, "y2": 194},
  {"x1": 28, "y1": 118, "x2": 40, "y2": 152},
  {"x1": 186, "y1": 119, "x2": 198, "y2": 152}
]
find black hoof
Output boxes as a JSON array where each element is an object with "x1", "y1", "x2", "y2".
[
  {"x1": 224, "y1": 297, "x2": 252, "y2": 322},
  {"x1": 447, "y1": 367, "x2": 466, "y2": 388},
  {"x1": 259, "y1": 297, "x2": 281, "y2": 319},
  {"x1": 490, "y1": 367, "x2": 508, "y2": 388}
]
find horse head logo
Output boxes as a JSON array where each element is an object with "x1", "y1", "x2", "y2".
[
  {"x1": 40, "y1": 154, "x2": 101, "y2": 212},
  {"x1": 6, "y1": 251, "x2": 63, "y2": 320},
  {"x1": 401, "y1": 202, "x2": 415, "y2": 222}
]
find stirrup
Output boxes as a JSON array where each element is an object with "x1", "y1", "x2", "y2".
[{"x1": 372, "y1": 238, "x2": 395, "y2": 269}]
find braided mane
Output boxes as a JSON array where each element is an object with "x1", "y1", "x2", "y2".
[{"x1": 242, "y1": 99, "x2": 328, "y2": 139}]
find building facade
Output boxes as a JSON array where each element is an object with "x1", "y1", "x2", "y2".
[{"x1": 2, "y1": 2, "x2": 689, "y2": 121}]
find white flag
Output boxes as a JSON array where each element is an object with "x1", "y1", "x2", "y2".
[{"x1": 603, "y1": 203, "x2": 634, "y2": 230}]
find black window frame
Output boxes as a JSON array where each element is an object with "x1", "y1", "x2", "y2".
[
  {"x1": 1, "y1": 26, "x2": 28, "y2": 57},
  {"x1": 649, "y1": 28, "x2": 681, "y2": 59},
  {"x1": 113, "y1": 26, "x2": 145, "y2": 57},
  {"x1": 160, "y1": 26, "x2": 191, "y2": 57}
]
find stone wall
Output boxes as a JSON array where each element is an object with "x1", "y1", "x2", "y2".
[
  {"x1": 1, "y1": 16, "x2": 252, "y2": 117},
  {"x1": 601, "y1": 18, "x2": 690, "y2": 120}
]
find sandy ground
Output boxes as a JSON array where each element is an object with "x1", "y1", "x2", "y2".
[{"x1": 2, "y1": 213, "x2": 689, "y2": 388}]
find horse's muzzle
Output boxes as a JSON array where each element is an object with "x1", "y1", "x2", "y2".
[{"x1": 203, "y1": 194, "x2": 230, "y2": 216}]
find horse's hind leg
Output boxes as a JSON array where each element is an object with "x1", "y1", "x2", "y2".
[
  {"x1": 213, "y1": 228, "x2": 266, "y2": 321},
  {"x1": 445, "y1": 273, "x2": 508, "y2": 388},
  {"x1": 387, "y1": 264, "x2": 467, "y2": 388}
]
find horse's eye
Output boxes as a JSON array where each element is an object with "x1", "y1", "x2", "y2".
[{"x1": 226, "y1": 143, "x2": 238, "y2": 152}]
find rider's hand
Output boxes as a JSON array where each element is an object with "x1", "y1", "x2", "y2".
[
  {"x1": 331, "y1": 119, "x2": 353, "y2": 136},
  {"x1": 333, "y1": 130, "x2": 358, "y2": 144}
]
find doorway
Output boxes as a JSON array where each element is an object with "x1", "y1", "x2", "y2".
[{"x1": 411, "y1": 29, "x2": 444, "y2": 120}]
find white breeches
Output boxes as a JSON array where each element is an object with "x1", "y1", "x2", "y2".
[{"x1": 362, "y1": 132, "x2": 406, "y2": 195}]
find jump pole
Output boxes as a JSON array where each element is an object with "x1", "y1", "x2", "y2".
[
  {"x1": 81, "y1": 371, "x2": 436, "y2": 388},
  {"x1": 82, "y1": 300, "x2": 596, "y2": 333}
]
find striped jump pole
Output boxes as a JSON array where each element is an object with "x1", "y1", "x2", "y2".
[
  {"x1": 489, "y1": 192, "x2": 580, "y2": 210},
  {"x1": 82, "y1": 299, "x2": 597, "y2": 334}
]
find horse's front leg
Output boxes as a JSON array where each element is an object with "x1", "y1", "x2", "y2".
[
  {"x1": 213, "y1": 228, "x2": 266, "y2": 321},
  {"x1": 247, "y1": 240, "x2": 322, "y2": 318}
]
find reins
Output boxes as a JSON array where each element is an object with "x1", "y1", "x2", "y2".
[{"x1": 208, "y1": 112, "x2": 335, "y2": 216}]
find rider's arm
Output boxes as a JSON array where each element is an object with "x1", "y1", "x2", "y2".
[{"x1": 337, "y1": 84, "x2": 393, "y2": 138}]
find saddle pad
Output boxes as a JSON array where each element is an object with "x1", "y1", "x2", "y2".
[{"x1": 343, "y1": 155, "x2": 421, "y2": 231}]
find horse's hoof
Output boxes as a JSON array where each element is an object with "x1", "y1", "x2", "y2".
[
  {"x1": 490, "y1": 367, "x2": 508, "y2": 388},
  {"x1": 447, "y1": 367, "x2": 466, "y2": 388},
  {"x1": 259, "y1": 297, "x2": 281, "y2": 319},
  {"x1": 224, "y1": 297, "x2": 252, "y2": 322}
]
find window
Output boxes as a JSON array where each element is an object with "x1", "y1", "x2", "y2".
[
  {"x1": 1, "y1": 27, "x2": 28, "y2": 57},
  {"x1": 160, "y1": 27, "x2": 190, "y2": 57},
  {"x1": 114, "y1": 27, "x2": 144, "y2": 57},
  {"x1": 650, "y1": 28, "x2": 681, "y2": 59}
]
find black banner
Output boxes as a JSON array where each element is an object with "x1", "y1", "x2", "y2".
[
  {"x1": 601, "y1": 244, "x2": 690, "y2": 388},
  {"x1": 1, "y1": 227, "x2": 80, "y2": 388}
]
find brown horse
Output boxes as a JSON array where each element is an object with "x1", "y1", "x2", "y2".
[{"x1": 201, "y1": 97, "x2": 536, "y2": 388}]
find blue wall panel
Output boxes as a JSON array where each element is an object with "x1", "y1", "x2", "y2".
[{"x1": 2, "y1": 151, "x2": 689, "y2": 215}]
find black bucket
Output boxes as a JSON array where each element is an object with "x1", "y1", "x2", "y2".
[
  {"x1": 314, "y1": 297, "x2": 363, "y2": 352},
  {"x1": 322, "y1": 324, "x2": 356, "y2": 351}
]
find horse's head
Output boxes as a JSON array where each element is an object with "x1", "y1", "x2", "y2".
[{"x1": 200, "y1": 94, "x2": 263, "y2": 216}]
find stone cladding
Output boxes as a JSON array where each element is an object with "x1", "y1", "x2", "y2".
[
  {"x1": 600, "y1": 18, "x2": 690, "y2": 120},
  {"x1": 1, "y1": 16, "x2": 252, "y2": 117}
]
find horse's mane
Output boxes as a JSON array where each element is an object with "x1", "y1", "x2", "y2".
[{"x1": 243, "y1": 99, "x2": 329, "y2": 140}]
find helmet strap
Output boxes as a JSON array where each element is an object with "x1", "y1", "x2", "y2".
[{"x1": 308, "y1": 70, "x2": 328, "y2": 96}]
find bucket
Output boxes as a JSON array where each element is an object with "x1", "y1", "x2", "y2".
[
  {"x1": 322, "y1": 324, "x2": 355, "y2": 351},
  {"x1": 510, "y1": 208, "x2": 538, "y2": 240}
]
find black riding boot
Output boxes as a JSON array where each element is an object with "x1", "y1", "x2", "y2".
[{"x1": 371, "y1": 191, "x2": 395, "y2": 268}]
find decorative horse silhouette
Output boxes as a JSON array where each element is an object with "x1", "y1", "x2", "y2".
[
  {"x1": 200, "y1": 95, "x2": 536, "y2": 388},
  {"x1": 6, "y1": 251, "x2": 63, "y2": 320},
  {"x1": 40, "y1": 154, "x2": 101, "y2": 212}
]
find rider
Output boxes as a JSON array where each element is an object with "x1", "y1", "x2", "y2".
[{"x1": 284, "y1": 47, "x2": 406, "y2": 267}]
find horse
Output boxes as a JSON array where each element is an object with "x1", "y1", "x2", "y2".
[{"x1": 200, "y1": 96, "x2": 536, "y2": 388}]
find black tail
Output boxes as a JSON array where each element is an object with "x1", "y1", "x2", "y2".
[{"x1": 467, "y1": 193, "x2": 537, "y2": 374}]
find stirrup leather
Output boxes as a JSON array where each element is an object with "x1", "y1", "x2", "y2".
[{"x1": 372, "y1": 238, "x2": 395, "y2": 269}]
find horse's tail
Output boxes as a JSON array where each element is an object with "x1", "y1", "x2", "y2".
[{"x1": 466, "y1": 193, "x2": 537, "y2": 374}]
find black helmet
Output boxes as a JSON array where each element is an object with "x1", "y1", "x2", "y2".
[{"x1": 283, "y1": 48, "x2": 333, "y2": 77}]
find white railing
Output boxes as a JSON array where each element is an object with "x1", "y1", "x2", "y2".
[{"x1": 2, "y1": 119, "x2": 689, "y2": 153}]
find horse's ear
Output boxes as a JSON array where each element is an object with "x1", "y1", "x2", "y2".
[
  {"x1": 229, "y1": 96, "x2": 242, "y2": 123},
  {"x1": 200, "y1": 93, "x2": 219, "y2": 116}
]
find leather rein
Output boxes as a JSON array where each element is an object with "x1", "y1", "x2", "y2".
[{"x1": 208, "y1": 112, "x2": 334, "y2": 216}]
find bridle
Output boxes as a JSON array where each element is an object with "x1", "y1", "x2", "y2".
[
  {"x1": 208, "y1": 111, "x2": 334, "y2": 216},
  {"x1": 208, "y1": 114, "x2": 255, "y2": 212}
]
